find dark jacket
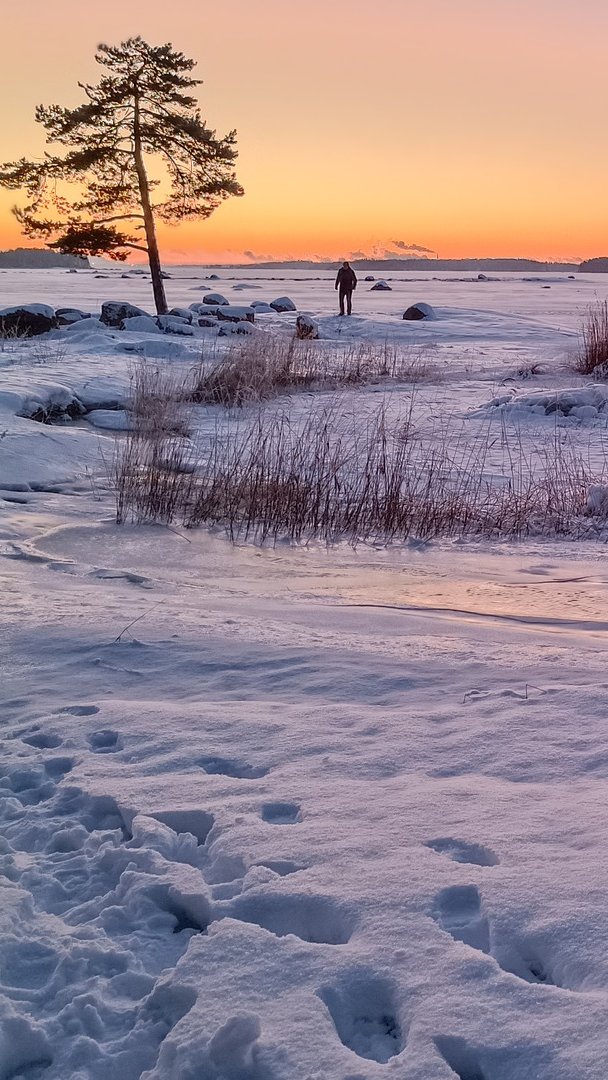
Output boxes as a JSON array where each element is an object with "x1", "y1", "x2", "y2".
[{"x1": 335, "y1": 266, "x2": 357, "y2": 292}]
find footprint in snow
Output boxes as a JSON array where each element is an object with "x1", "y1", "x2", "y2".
[
  {"x1": 23, "y1": 732, "x2": 63, "y2": 750},
  {"x1": 318, "y1": 970, "x2": 405, "y2": 1063},
  {"x1": 261, "y1": 801, "x2": 301, "y2": 824},
  {"x1": 425, "y1": 838, "x2": 499, "y2": 867},
  {"x1": 87, "y1": 729, "x2": 124, "y2": 753},
  {"x1": 60, "y1": 704, "x2": 100, "y2": 717},
  {"x1": 435, "y1": 1035, "x2": 487, "y2": 1080},
  {"x1": 433, "y1": 886, "x2": 557, "y2": 987},
  {"x1": 199, "y1": 755, "x2": 269, "y2": 780},
  {"x1": 433, "y1": 885, "x2": 490, "y2": 953}
]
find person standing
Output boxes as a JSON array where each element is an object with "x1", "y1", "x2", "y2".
[{"x1": 335, "y1": 261, "x2": 357, "y2": 315}]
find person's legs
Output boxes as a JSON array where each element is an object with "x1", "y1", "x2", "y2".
[
  {"x1": 339, "y1": 289, "x2": 346, "y2": 315},
  {"x1": 346, "y1": 290, "x2": 353, "y2": 315}
]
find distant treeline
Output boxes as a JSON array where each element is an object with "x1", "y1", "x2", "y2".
[
  {"x1": 225, "y1": 258, "x2": 583, "y2": 273},
  {"x1": 0, "y1": 248, "x2": 89, "y2": 269}
]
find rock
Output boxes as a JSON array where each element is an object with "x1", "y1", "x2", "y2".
[
  {"x1": 86, "y1": 409, "x2": 132, "y2": 430},
  {"x1": 64, "y1": 318, "x2": 107, "y2": 333},
  {"x1": 198, "y1": 315, "x2": 219, "y2": 328},
  {"x1": 403, "y1": 302, "x2": 436, "y2": 321},
  {"x1": 218, "y1": 320, "x2": 257, "y2": 336},
  {"x1": 100, "y1": 301, "x2": 151, "y2": 326},
  {"x1": 216, "y1": 305, "x2": 255, "y2": 324},
  {"x1": 0, "y1": 304, "x2": 56, "y2": 337},
  {"x1": 477, "y1": 273, "x2": 488, "y2": 281},
  {"x1": 270, "y1": 296, "x2": 297, "y2": 312},
  {"x1": 592, "y1": 361, "x2": 608, "y2": 380},
  {"x1": 364, "y1": 275, "x2": 375, "y2": 282},
  {"x1": 370, "y1": 280, "x2": 391, "y2": 291},
  {"x1": 67, "y1": 269, "x2": 78, "y2": 274},
  {"x1": 169, "y1": 308, "x2": 194, "y2": 323},
  {"x1": 120, "y1": 315, "x2": 161, "y2": 334},
  {"x1": 208, "y1": 273, "x2": 220, "y2": 280},
  {"x1": 296, "y1": 314, "x2": 319, "y2": 339},
  {"x1": 157, "y1": 315, "x2": 195, "y2": 336},
  {"x1": 56, "y1": 308, "x2": 90, "y2": 325},
  {"x1": 250, "y1": 301, "x2": 274, "y2": 313},
  {"x1": 160, "y1": 271, "x2": 171, "y2": 279},
  {"x1": 202, "y1": 292, "x2": 229, "y2": 305}
]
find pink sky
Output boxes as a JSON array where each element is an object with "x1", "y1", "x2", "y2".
[{"x1": 1, "y1": 0, "x2": 607, "y2": 262}]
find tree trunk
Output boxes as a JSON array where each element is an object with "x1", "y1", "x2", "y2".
[{"x1": 133, "y1": 92, "x2": 168, "y2": 315}]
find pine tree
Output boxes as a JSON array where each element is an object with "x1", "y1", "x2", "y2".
[{"x1": 0, "y1": 37, "x2": 244, "y2": 314}]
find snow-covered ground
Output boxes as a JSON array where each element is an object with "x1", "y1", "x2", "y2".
[{"x1": 2, "y1": 267, "x2": 608, "y2": 1080}]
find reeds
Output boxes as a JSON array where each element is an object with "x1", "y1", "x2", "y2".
[
  {"x1": 189, "y1": 335, "x2": 436, "y2": 407},
  {"x1": 112, "y1": 363, "x2": 606, "y2": 542},
  {"x1": 576, "y1": 301, "x2": 608, "y2": 375}
]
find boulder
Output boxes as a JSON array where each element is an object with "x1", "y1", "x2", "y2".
[
  {"x1": 120, "y1": 315, "x2": 161, "y2": 334},
  {"x1": 477, "y1": 273, "x2": 488, "y2": 281},
  {"x1": 270, "y1": 296, "x2": 297, "y2": 312},
  {"x1": 218, "y1": 320, "x2": 257, "y2": 336},
  {"x1": 198, "y1": 315, "x2": 219, "y2": 328},
  {"x1": 250, "y1": 301, "x2": 274, "y2": 313},
  {"x1": 0, "y1": 304, "x2": 56, "y2": 337},
  {"x1": 403, "y1": 303, "x2": 436, "y2": 321},
  {"x1": 169, "y1": 308, "x2": 194, "y2": 323},
  {"x1": 56, "y1": 308, "x2": 90, "y2": 325},
  {"x1": 216, "y1": 305, "x2": 255, "y2": 324},
  {"x1": 364, "y1": 275, "x2": 375, "y2": 282},
  {"x1": 296, "y1": 314, "x2": 319, "y2": 340},
  {"x1": 370, "y1": 281, "x2": 391, "y2": 291},
  {"x1": 100, "y1": 301, "x2": 151, "y2": 326},
  {"x1": 64, "y1": 318, "x2": 107, "y2": 333},
  {"x1": 208, "y1": 273, "x2": 220, "y2": 280},
  {"x1": 202, "y1": 292, "x2": 229, "y2": 305},
  {"x1": 157, "y1": 315, "x2": 195, "y2": 336}
]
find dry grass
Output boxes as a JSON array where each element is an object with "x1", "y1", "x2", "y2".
[
  {"x1": 112, "y1": 362, "x2": 196, "y2": 525},
  {"x1": 112, "y1": 367, "x2": 607, "y2": 541},
  {"x1": 190, "y1": 336, "x2": 437, "y2": 407},
  {"x1": 576, "y1": 301, "x2": 608, "y2": 375}
]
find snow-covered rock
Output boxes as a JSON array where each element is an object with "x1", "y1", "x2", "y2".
[
  {"x1": 250, "y1": 301, "x2": 274, "y2": 313},
  {"x1": 198, "y1": 315, "x2": 219, "y2": 328},
  {"x1": 0, "y1": 304, "x2": 56, "y2": 336},
  {"x1": 85, "y1": 409, "x2": 132, "y2": 430},
  {"x1": 216, "y1": 306, "x2": 255, "y2": 324},
  {"x1": 120, "y1": 316, "x2": 161, "y2": 334},
  {"x1": 403, "y1": 302, "x2": 437, "y2": 321},
  {"x1": 157, "y1": 315, "x2": 195, "y2": 337},
  {"x1": 55, "y1": 308, "x2": 90, "y2": 325},
  {"x1": 370, "y1": 280, "x2": 391, "y2": 291},
  {"x1": 100, "y1": 301, "x2": 151, "y2": 327},
  {"x1": 168, "y1": 308, "x2": 194, "y2": 324},
  {"x1": 364, "y1": 275, "x2": 375, "y2": 282},
  {"x1": 295, "y1": 314, "x2": 319, "y2": 340},
  {"x1": 63, "y1": 318, "x2": 107, "y2": 334},
  {"x1": 218, "y1": 321, "x2": 257, "y2": 336},
  {"x1": 270, "y1": 296, "x2": 297, "y2": 313},
  {"x1": 201, "y1": 293, "x2": 229, "y2": 306},
  {"x1": 474, "y1": 385, "x2": 608, "y2": 419}
]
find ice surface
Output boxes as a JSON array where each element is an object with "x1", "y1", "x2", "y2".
[{"x1": 2, "y1": 267, "x2": 608, "y2": 1078}]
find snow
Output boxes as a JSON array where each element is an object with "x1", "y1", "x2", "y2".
[{"x1": 2, "y1": 266, "x2": 608, "y2": 1078}]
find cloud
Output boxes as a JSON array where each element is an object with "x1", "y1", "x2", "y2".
[{"x1": 389, "y1": 239, "x2": 436, "y2": 255}]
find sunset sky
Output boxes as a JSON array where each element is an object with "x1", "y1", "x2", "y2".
[{"x1": 1, "y1": 0, "x2": 607, "y2": 263}]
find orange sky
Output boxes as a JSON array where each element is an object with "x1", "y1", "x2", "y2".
[{"x1": 1, "y1": 0, "x2": 607, "y2": 263}]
